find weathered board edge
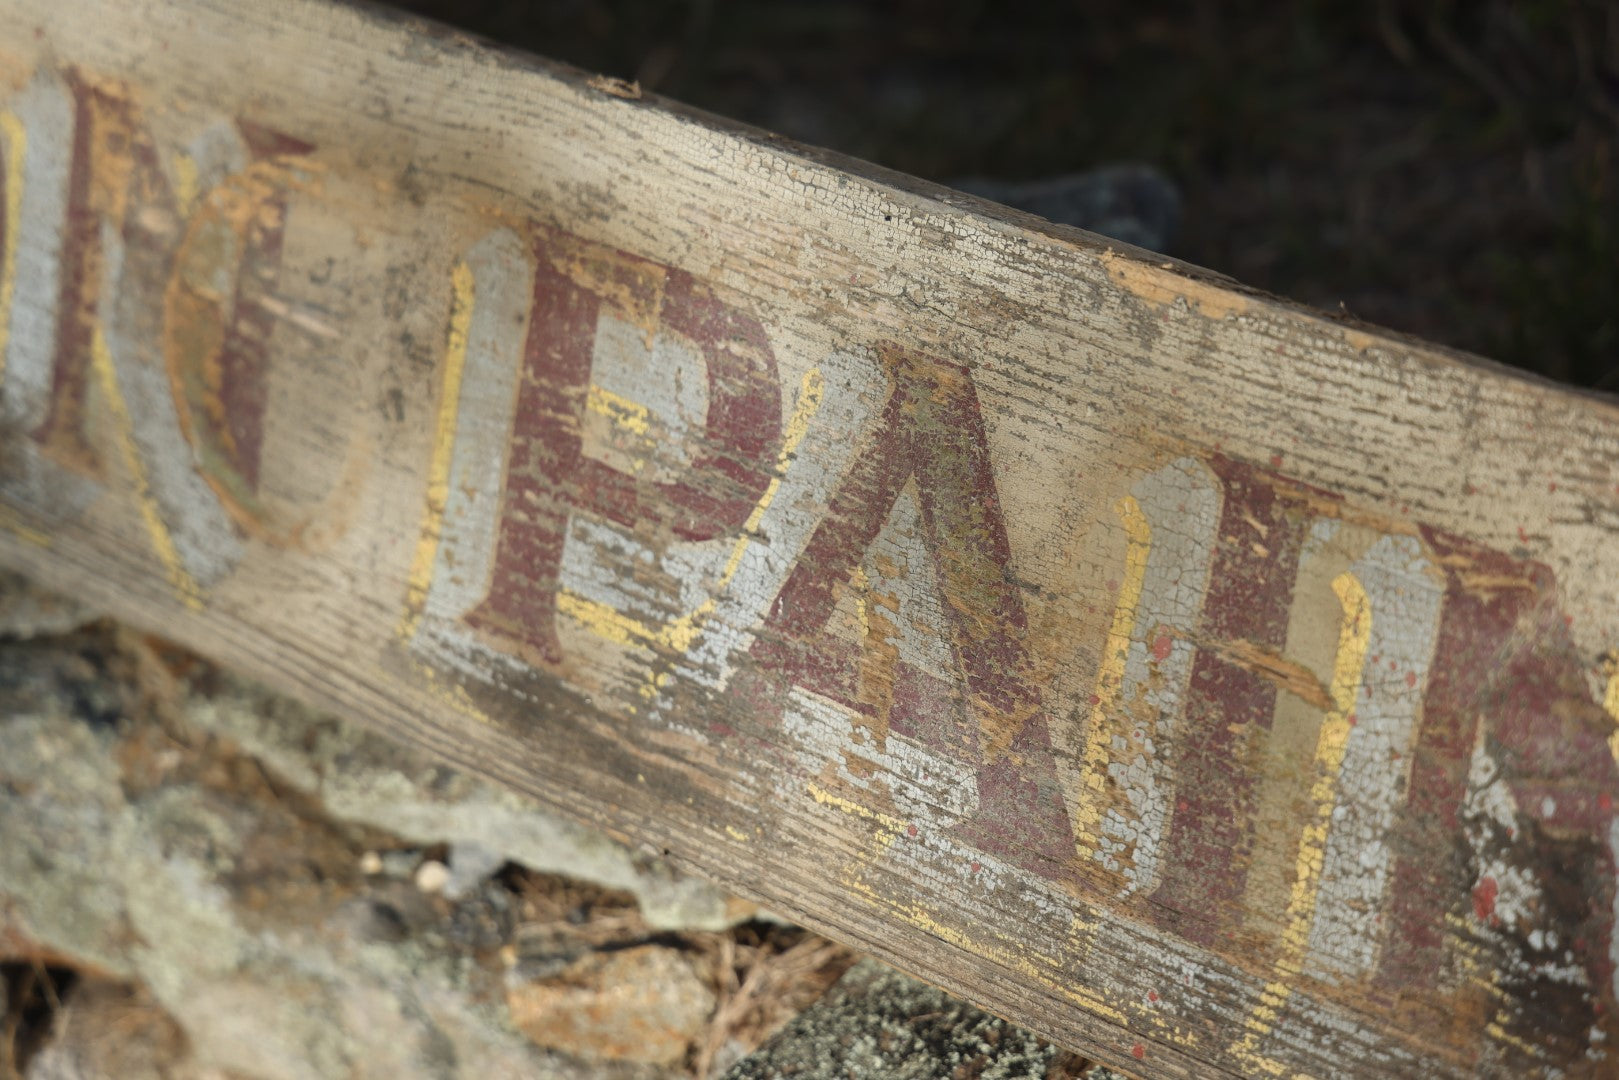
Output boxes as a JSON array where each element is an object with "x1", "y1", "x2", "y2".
[{"x1": 0, "y1": 4, "x2": 1612, "y2": 1075}]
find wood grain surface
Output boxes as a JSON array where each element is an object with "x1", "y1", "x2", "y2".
[{"x1": 2, "y1": 1, "x2": 1619, "y2": 1074}]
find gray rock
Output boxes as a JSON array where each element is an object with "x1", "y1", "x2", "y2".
[
  {"x1": 0, "y1": 576, "x2": 1106, "y2": 1080},
  {"x1": 0, "y1": 643, "x2": 674, "y2": 1080},
  {"x1": 0, "y1": 569, "x2": 97, "y2": 640},
  {"x1": 446, "y1": 842, "x2": 508, "y2": 900},
  {"x1": 184, "y1": 676, "x2": 747, "y2": 931},
  {"x1": 721, "y1": 958, "x2": 1120, "y2": 1080}
]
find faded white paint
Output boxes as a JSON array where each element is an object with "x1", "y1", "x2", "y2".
[
  {"x1": 0, "y1": 68, "x2": 100, "y2": 520},
  {"x1": 102, "y1": 220, "x2": 244, "y2": 586},
  {"x1": 781, "y1": 687, "x2": 978, "y2": 822},
  {"x1": 0, "y1": 10, "x2": 1606, "y2": 1069},
  {"x1": 1086, "y1": 458, "x2": 1220, "y2": 894},
  {"x1": 418, "y1": 228, "x2": 533, "y2": 638},
  {"x1": 413, "y1": 226, "x2": 886, "y2": 704},
  {"x1": 859, "y1": 485, "x2": 958, "y2": 675},
  {"x1": 649, "y1": 346, "x2": 881, "y2": 696},
  {"x1": 1305, "y1": 530, "x2": 1443, "y2": 979},
  {"x1": 1464, "y1": 737, "x2": 1541, "y2": 931},
  {"x1": 583, "y1": 315, "x2": 707, "y2": 481},
  {"x1": 0, "y1": 68, "x2": 73, "y2": 431}
]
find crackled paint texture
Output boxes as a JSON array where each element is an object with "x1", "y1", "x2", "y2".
[
  {"x1": 2, "y1": 23, "x2": 1619, "y2": 1079},
  {"x1": 396, "y1": 216, "x2": 1619, "y2": 1073}
]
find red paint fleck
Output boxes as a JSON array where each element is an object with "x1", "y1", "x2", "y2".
[
  {"x1": 1176, "y1": 798, "x2": 1189, "y2": 812},
  {"x1": 1518, "y1": 526, "x2": 1530, "y2": 544},
  {"x1": 1269, "y1": 453, "x2": 1283, "y2": 467},
  {"x1": 1601, "y1": 794, "x2": 1613, "y2": 813},
  {"x1": 1405, "y1": 671, "x2": 1418, "y2": 688},
  {"x1": 1147, "y1": 990, "x2": 1159, "y2": 1003},
  {"x1": 970, "y1": 860, "x2": 981, "y2": 873},
  {"x1": 906, "y1": 824, "x2": 918, "y2": 838},
  {"x1": 1549, "y1": 481, "x2": 1558, "y2": 492},
  {"x1": 1400, "y1": 504, "x2": 1410, "y2": 514},
  {"x1": 1088, "y1": 694, "x2": 1101, "y2": 706},
  {"x1": 1347, "y1": 712, "x2": 1357, "y2": 726},
  {"x1": 1564, "y1": 614, "x2": 1574, "y2": 627},
  {"x1": 1131, "y1": 1043, "x2": 1146, "y2": 1060},
  {"x1": 1464, "y1": 482, "x2": 1476, "y2": 495},
  {"x1": 1151, "y1": 633, "x2": 1174, "y2": 661},
  {"x1": 1473, "y1": 876, "x2": 1498, "y2": 922}
]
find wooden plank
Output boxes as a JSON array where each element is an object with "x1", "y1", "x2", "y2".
[{"x1": 1, "y1": 1, "x2": 1617, "y2": 1073}]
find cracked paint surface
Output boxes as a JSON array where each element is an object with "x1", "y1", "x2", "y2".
[{"x1": 0, "y1": 34, "x2": 1617, "y2": 1078}]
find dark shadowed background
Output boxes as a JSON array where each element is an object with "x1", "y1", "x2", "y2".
[{"x1": 386, "y1": 0, "x2": 1619, "y2": 390}]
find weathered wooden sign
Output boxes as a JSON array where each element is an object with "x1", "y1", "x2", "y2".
[{"x1": 3, "y1": 1, "x2": 1619, "y2": 1075}]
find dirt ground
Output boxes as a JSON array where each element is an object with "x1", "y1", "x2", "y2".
[
  {"x1": 391, "y1": 0, "x2": 1619, "y2": 390},
  {"x1": 0, "y1": 581, "x2": 1119, "y2": 1079},
  {"x1": 0, "y1": 607, "x2": 850, "y2": 1079}
]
